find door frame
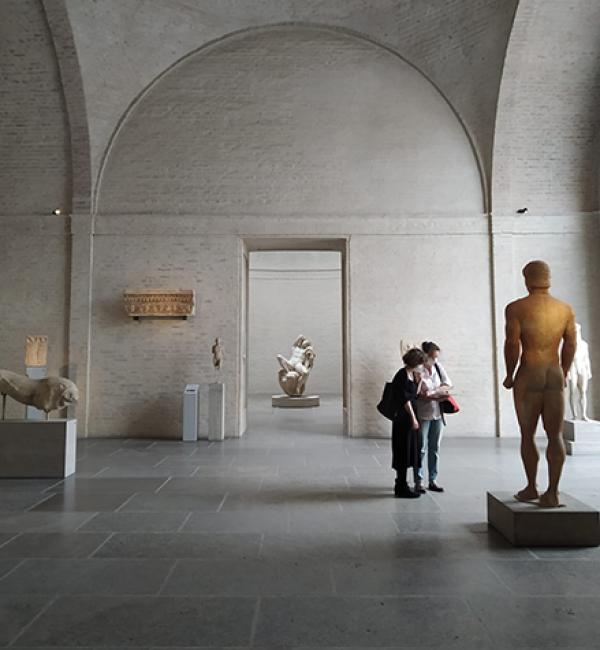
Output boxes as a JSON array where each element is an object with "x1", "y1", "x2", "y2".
[{"x1": 239, "y1": 236, "x2": 351, "y2": 436}]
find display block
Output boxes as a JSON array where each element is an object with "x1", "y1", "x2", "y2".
[
  {"x1": 0, "y1": 419, "x2": 77, "y2": 478},
  {"x1": 487, "y1": 491, "x2": 600, "y2": 547},
  {"x1": 272, "y1": 394, "x2": 320, "y2": 408},
  {"x1": 563, "y1": 419, "x2": 600, "y2": 455}
]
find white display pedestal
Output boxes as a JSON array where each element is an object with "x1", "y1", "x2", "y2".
[
  {"x1": 0, "y1": 419, "x2": 77, "y2": 478},
  {"x1": 182, "y1": 384, "x2": 199, "y2": 442},
  {"x1": 25, "y1": 366, "x2": 47, "y2": 420},
  {"x1": 208, "y1": 382, "x2": 225, "y2": 441},
  {"x1": 272, "y1": 394, "x2": 320, "y2": 408},
  {"x1": 563, "y1": 419, "x2": 600, "y2": 455}
]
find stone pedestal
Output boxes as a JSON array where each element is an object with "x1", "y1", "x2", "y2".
[
  {"x1": 563, "y1": 419, "x2": 600, "y2": 455},
  {"x1": 487, "y1": 491, "x2": 600, "y2": 547},
  {"x1": 272, "y1": 394, "x2": 320, "y2": 408},
  {"x1": 25, "y1": 367, "x2": 47, "y2": 420},
  {"x1": 0, "y1": 419, "x2": 77, "y2": 478},
  {"x1": 182, "y1": 384, "x2": 199, "y2": 442},
  {"x1": 208, "y1": 382, "x2": 225, "y2": 441}
]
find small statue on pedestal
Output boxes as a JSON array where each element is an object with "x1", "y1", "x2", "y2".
[
  {"x1": 276, "y1": 335, "x2": 316, "y2": 397},
  {"x1": 212, "y1": 337, "x2": 223, "y2": 371},
  {"x1": 567, "y1": 323, "x2": 592, "y2": 421}
]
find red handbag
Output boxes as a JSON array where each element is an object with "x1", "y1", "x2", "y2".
[{"x1": 440, "y1": 395, "x2": 460, "y2": 414}]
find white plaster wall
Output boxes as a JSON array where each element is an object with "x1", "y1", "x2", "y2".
[
  {"x1": 248, "y1": 251, "x2": 342, "y2": 396},
  {"x1": 88, "y1": 235, "x2": 240, "y2": 438},
  {"x1": 350, "y1": 232, "x2": 496, "y2": 437}
]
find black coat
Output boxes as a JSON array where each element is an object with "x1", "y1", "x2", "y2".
[{"x1": 391, "y1": 367, "x2": 422, "y2": 472}]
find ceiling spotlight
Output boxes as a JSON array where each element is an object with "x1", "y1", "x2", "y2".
[
  {"x1": 516, "y1": 207, "x2": 528, "y2": 214},
  {"x1": 51, "y1": 208, "x2": 62, "y2": 216}
]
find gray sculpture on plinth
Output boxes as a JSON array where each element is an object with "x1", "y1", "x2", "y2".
[
  {"x1": 276, "y1": 335, "x2": 316, "y2": 397},
  {"x1": 567, "y1": 323, "x2": 592, "y2": 421},
  {"x1": 0, "y1": 370, "x2": 79, "y2": 420}
]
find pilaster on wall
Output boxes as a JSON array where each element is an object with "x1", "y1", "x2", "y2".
[{"x1": 68, "y1": 213, "x2": 94, "y2": 436}]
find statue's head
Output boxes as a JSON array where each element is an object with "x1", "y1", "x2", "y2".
[
  {"x1": 50, "y1": 378, "x2": 79, "y2": 408},
  {"x1": 523, "y1": 260, "x2": 551, "y2": 291}
]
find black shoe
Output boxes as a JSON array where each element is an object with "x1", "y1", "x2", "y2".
[
  {"x1": 415, "y1": 483, "x2": 426, "y2": 494},
  {"x1": 395, "y1": 481, "x2": 420, "y2": 498},
  {"x1": 428, "y1": 482, "x2": 444, "y2": 493}
]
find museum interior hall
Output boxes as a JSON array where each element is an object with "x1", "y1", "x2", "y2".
[{"x1": 2, "y1": 0, "x2": 600, "y2": 648}]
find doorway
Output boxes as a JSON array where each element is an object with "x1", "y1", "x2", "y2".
[{"x1": 240, "y1": 238, "x2": 350, "y2": 437}]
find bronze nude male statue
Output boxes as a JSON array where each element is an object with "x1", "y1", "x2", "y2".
[{"x1": 503, "y1": 260, "x2": 577, "y2": 508}]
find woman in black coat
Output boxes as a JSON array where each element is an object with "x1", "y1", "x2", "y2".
[{"x1": 391, "y1": 348, "x2": 426, "y2": 498}]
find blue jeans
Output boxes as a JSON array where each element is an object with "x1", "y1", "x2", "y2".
[{"x1": 414, "y1": 418, "x2": 444, "y2": 484}]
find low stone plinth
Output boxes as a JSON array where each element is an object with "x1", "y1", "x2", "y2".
[
  {"x1": 487, "y1": 491, "x2": 600, "y2": 547},
  {"x1": 0, "y1": 419, "x2": 77, "y2": 478},
  {"x1": 564, "y1": 419, "x2": 600, "y2": 455},
  {"x1": 272, "y1": 394, "x2": 320, "y2": 408}
]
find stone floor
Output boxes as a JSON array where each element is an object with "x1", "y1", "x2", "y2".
[{"x1": 1, "y1": 398, "x2": 600, "y2": 649}]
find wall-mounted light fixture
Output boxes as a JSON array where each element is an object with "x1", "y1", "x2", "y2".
[{"x1": 124, "y1": 290, "x2": 195, "y2": 320}]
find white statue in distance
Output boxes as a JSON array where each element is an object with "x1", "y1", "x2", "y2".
[
  {"x1": 0, "y1": 369, "x2": 79, "y2": 420},
  {"x1": 276, "y1": 335, "x2": 316, "y2": 397},
  {"x1": 567, "y1": 323, "x2": 592, "y2": 421}
]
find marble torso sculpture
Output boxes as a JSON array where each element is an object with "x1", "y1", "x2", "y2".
[
  {"x1": 567, "y1": 323, "x2": 592, "y2": 421},
  {"x1": 503, "y1": 261, "x2": 577, "y2": 508},
  {"x1": 276, "y1": 335, "x2": 316, "y2": 397},
  {"x1": 0, "y1": 369, "x2": 79, "y2": 419},
  {"x1": 212, "y1": 337, "x2": 223, "y2": 370}
]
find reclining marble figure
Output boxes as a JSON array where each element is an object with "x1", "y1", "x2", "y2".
[
  {"x1": 276, "y1": 335, "x2": 316, "y2": 397},
  {"x1": 0, "y1": 369, "x2": 79, "y2": 419}
]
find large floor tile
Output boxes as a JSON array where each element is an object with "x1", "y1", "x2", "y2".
[
  {"x1": 0, "y1": 511, "x2": 96, "y2": 533},
  {"x1": 0, "y1": 558, "x2": 174, "y2": 595},
  {"x1": 79, "y1": 512, "x2": 189, "y2": 533},
  {"x1": 93, "y1": 532, "x2": 262, "y2": 559},
  {"x1": 163, "y1": 558, "x2": 333, "y2": 595},
  {"x1": 0, "y1": 594, "x2": 51, "y2": 645},
  {"x1": 119, "y1": 492, "x2": 225, "y2": 512},
  {"x1": 331, "y1": 559, "x2": 509, "y2": 595},
  {"x1": 52, "y1": 478, "x2": 166, "y2": 494},
  {"x1": 30, "y1": 493, "x2": 135, "y2": 512},
  {"x1": 14, "y1": 595, "x2": 257, "y2": 647},
  {"x1": 488, "y1": 559, "x2": 600, "y2": 595},
  {"x1": 468, "y1": 594, "x2": 600, "y2": 647},
  {"x1": 254, "y1": 596, "x2": 492, "y2": 647},
  {"x1": 0, "y1": 533, "x2": 110, "y2": 558},
  {"x1": 183, "y1": 510, "x2": 289, "y2": 534}
]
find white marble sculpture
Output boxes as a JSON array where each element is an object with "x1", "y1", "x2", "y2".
[
  {"x1": 276, "y1": 335, "x2": 316, "y2": 397},
  {"x1": 567, "y1": 323, "x2": 592, "y2": 421},
  {"x1": 0, "y1": 370, "x2": 79, "y2": 419}
]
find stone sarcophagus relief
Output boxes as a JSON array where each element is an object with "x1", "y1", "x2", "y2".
[{"x1": 124, "y1": 290, "x2": 195, "y2": 319}]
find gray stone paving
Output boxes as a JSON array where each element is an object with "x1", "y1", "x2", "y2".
[{"x1": 1, "y1": 398, "x2": 600, "y2": 648}]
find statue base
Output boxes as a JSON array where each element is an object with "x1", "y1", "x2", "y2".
[
  {"x1": 272, "y1": 394, "x2": 320, "y2": 408},
  {"x1": 487, "y1": 491, "x2": 600, "y2": 547},
  {"x1": 0, "y1": 419, "x2": 77, "y2": 478},
  {"x1": 564, "y1": 419, "x2": 600, "y2": 455}
]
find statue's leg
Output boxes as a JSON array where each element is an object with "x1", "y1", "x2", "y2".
[
  {"x1": 1, "y1": 394, "x2": 5, "y2": 420},
  {"x1": 539, "y1": 372, "x2": 566, "y2": 508},
  {"x1": 568, "y1": 382, "x2": 577, "y2": 419},
  {"x1": 513, "y1": 373, "x2": 542, "y2": 501},
  {"x1": 580, "y1": 377, "x2": 589, "y2": 421}
]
